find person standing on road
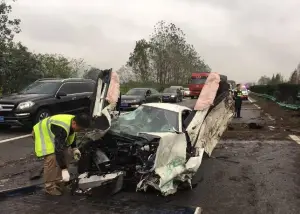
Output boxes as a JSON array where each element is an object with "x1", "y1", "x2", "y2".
[
  {"x1": 32, "y1": 113, "x2": 90, "y2": 196},
  {"x1": 234, "y1": 84, "x2": 243, "y2": 118}
]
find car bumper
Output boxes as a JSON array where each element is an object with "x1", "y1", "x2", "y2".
[
  {"x1": 0, "y1": 111, "x2": 34, "y2": 126},
  {"x1": 242, "y1": 95, "x2": 248, "y2": 100},
  {"x1": 162, "y1": 96, "x2": 177, "y2": 102},
  {"x1": 190, "y1": 91, "x2": 201, "y2": 97}
]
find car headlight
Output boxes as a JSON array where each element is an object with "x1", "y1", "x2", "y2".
[
  {"x1": 17, "y1": 101, "x2": 35, "y2": 110},
  {"x1": 131, "y1": 99, "x2": 140, "y2": 103},
  {"x1": 171, "y1": 95, "x2": 175, "y2": 98}
]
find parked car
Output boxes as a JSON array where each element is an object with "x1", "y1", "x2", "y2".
[
  {"x1": 161, "y1": 88, "x2": 183, "y2": 103},
  {"x1": 120, "y1": 88, "x2": 161, "y2": 111},
  {"x1": 170, "y1": 86, "x2": 184, "y2": 96},
  {"x1": 0, "y1": 78, "x2": 95, "y2": 128},
  {"x1": 241, "y1": 86, "x2": 249, "y2": 100},
  {"x1": 183, "y1": 88, "x2": 190, "y2": 97}
]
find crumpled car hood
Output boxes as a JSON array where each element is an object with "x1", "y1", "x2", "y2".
[
  {"x1": 81, "y1": 71, "x2": 234, "y2": 196},
  {"x1": 136, "y1": 72, "x2": 234, "y2": 195}
]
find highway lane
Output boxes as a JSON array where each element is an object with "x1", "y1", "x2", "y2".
[{"x1": 2, "y1": 98, "x2": 300, "y2": 213}]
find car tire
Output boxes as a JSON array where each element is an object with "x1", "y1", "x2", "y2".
[{"x1": 34, "y1": 108, "x2": 51, "y2": 126}]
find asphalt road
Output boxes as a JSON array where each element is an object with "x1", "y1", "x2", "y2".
[{"x1": 1, "y1": 98, "x2": 300, "y2": 213}]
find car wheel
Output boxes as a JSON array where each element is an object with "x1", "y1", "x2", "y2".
[{"x1": 34, "y1": 108, "x2": 51, "y2": 125}]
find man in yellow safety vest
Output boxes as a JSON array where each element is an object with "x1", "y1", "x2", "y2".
[{"x1": 33, "y1": 113, "x2": 90, "y2": 196}]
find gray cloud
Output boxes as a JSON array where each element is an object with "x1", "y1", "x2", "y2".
[{"x1": 11, "y1": 0, "x2": 300, "y2": 82}]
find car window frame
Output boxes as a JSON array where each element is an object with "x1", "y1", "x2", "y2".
[
  {"x1": 146, "y1": 90, "x2": 151, "y2": 96},
  {"x1": 150, "y1": 88, "x2": 159, "y2": 94},
  {"x1": 56, "y1": 82, "x2": 94, "y2": 95},
  {"x1": 180, "y1": 109, "x2": 192, "y2": 131}
]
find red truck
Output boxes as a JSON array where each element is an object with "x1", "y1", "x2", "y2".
[
  {"x1": 189, "y1": 72, "x2": 209, "y2": 99},
  {"x1": 189, "y1": 72, "x2": 227, "y2": 99}
]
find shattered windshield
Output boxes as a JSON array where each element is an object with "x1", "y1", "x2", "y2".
[{"x1": 110, "y1": 105, "x2": 179, "y2": 136}]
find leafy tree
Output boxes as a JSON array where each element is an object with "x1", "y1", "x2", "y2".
[
  {"x1": 289, "y1": 69, "x2": 298, "y2": 84},
  {"x1": 258, "y1": 75, "x2": 271, "y2": 85},
  {"x1": 127, "y1": 39, "x2": 151, "y2": 82},
  {"x1": 35, "y1": 54, "x2": 80, "y2": 78},
  {"x1": 1, "y1": 42, "x2": 41, "y2": 94},
  {"x1": 0, "y1": 0, "x2": 20, "y2": 43},
  {"x1": 83, "y1": 67, "x2": 101, "y2": 81},
  {"x1": 269, "y1": 73, "x2": 284, "y2": 85},
  {"x1": 127, "y1": 21, "x2": 210, "y2": 85},
  {"x1": 116, "y1": 65, "x2": 136, "y2": 83},
  {"x1": 0, "y1": 0, "x2": 22, "y2": 93}
]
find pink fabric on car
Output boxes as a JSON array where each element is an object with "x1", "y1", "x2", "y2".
[
  {"x1": 106, "y1": 71, "x2": 120, "y2": 105},
  {"x1": 194, "y1": 72, "x2": 220, "y2": 111}
]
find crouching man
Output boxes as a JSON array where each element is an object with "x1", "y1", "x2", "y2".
[{"x1": 33, "y1": 113, "x2": 90, "y2": 196}]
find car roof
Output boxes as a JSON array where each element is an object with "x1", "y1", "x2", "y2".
[
  {"x1": 129, "y1": 88, "x2": 151, "y2": 90},
  {"x1": 37, "y1": 78, "x2": 95, "y2": 83},
  {"x1": 142, "y1": 103, "x2": 191, "y2": 112}
]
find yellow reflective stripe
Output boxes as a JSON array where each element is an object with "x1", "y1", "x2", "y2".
[
  {"x1": 50, "y1": 119, "x2": 74, "y2": 146},
  {"x1": 38, "y1": 118, "x2": 54, "y2": 156},
  {"x1": 50, "y1": 119, "x2": 70, "y2": 135}
]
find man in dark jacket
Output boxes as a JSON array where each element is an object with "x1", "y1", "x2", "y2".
[{"x1": 234, "y1": 84, "x2": 243, "y2": 118}]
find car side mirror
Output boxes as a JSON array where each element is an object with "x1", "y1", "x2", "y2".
[{"x1": 56, "y1": 91, "x2": 67, "y2": 98}]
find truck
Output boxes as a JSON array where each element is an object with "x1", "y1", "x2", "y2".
[{"x1": 189, "y1": 72, "x2": 227, "y2": 99}]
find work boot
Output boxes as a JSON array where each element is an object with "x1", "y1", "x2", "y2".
[{"x1": 45, "y1": 187, "x2": 62, "y2": 196}]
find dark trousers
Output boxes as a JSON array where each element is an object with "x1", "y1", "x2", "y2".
[{"x1": 235, "y1": 103, "x2": 242, "y2": 117}]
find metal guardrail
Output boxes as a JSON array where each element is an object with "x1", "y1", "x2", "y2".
[{"x1": 250, "y1": 92, "x2": 300, "y2": 110}]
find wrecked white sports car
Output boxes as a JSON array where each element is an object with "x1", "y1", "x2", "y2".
[{"x1": 74, "y1": 69, "x2": 234, "y2": 196}]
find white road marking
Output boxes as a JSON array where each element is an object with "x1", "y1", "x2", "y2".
[
  {"x1": 289, "y1": 135, "x2": 300, "y2": 144},
  {"x1": 194, "y1": 207, "x2": 202, "y2": 214},
  {"x1": 253, "y1": 104, "x2": 261, "y2": 109},
  {"x1": 0, "y1": 134, "x2": 32, "y2": 144},
  {"x1": 248, "y1": 97, "x2": 260, "y2": 109}
]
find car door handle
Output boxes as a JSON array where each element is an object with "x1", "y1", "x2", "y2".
[{"x1": 72, "y1": 97, "x2": 77, "y2": 100}]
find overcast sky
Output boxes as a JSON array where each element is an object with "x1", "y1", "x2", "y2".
[{"x1": 11, "y1": 0, "x2": 300, "y2": 82}]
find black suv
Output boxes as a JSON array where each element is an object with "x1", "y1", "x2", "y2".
[{"x1": 0, "y1": 78, "x2": 95, "y2": 128}]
